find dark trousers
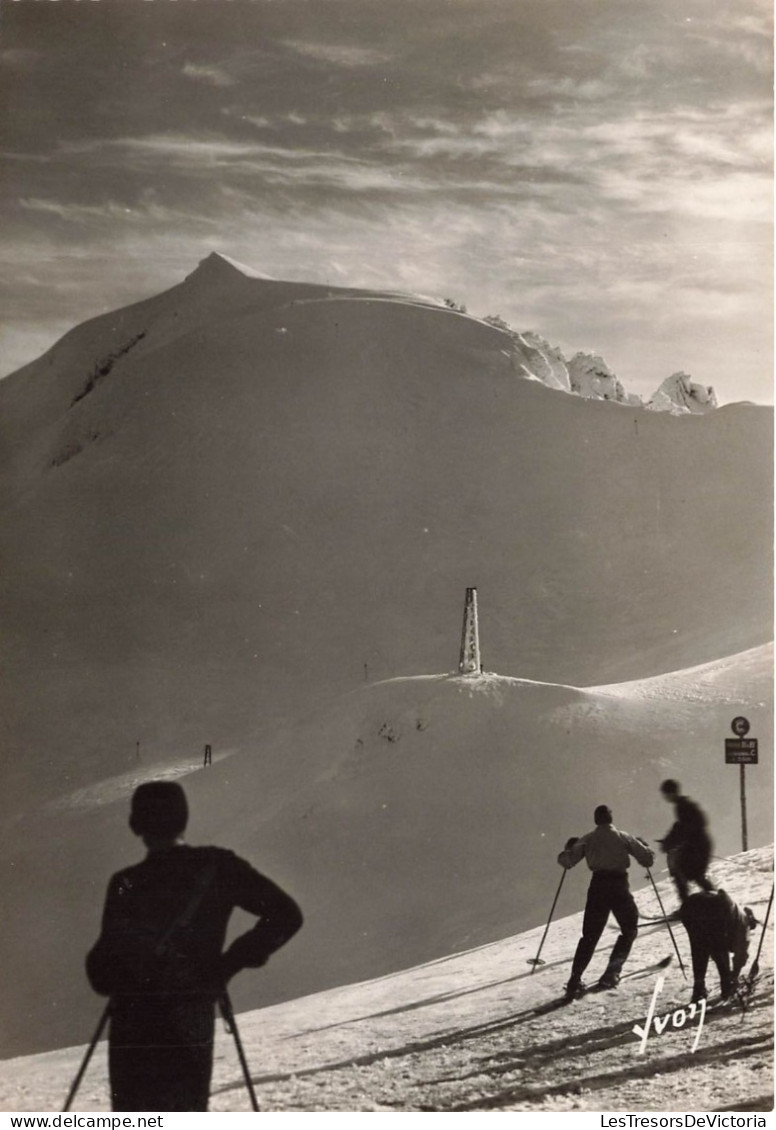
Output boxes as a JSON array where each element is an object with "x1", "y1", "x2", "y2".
[
  {"x1": 109, "y1": 996, "x2": 216, "y2": 1112},
  {"x1": 570, "y1": 871, "x2": 639, "y2": 983},
  {"x1": 667, "y1": 843, "x2": 713, "y2": 902}
]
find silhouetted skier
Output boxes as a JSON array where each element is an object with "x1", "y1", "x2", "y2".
[
  {"x1": 558, "y1": 804, "x2": 654, "y2": 1000},
  {"x1": 86, "y1": 781, "x2": 303, "y2": 1112},
  {"x1": 680, "y1": 888, "x2": 756, "y2": 1002},
  {"x1": 658, "y1": 779, "x2": 714, "y2": 902},
  {"x1": 204, "y1": 744, "x2": 212, "y2": 767}
]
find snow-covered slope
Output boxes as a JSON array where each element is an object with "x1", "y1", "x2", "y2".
[
  {"x1": 0, "y1": 845, "x2": 770, "y2": 1112},
  {"x1": 0, "y1": 645, "x2": 770, "y2": 1058},
  {"x1": 0, "y1": 256, "x2": 771, "y2": 1061},
  {"x1": 0, "y1": 256, "x2": 771, "y2": 810}
]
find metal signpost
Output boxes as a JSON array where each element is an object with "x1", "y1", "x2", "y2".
[{"x1": 725, "y1": 716, "x2": 758, "y2": 851}]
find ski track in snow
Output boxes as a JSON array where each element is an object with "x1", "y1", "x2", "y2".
[{"x1": 0, "y1": 847, "x2": 771, "y2": 1113}]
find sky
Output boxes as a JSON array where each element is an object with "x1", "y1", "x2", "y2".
[{"x1": 0, "y1": 0, "x2": 772, "y2": 404}]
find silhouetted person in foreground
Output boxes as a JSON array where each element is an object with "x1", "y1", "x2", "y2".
[
  {"x1": 680, "y1": 889, "x2": 756, "y2": 1003},
  {"x1": 659, "y1": 779, "x2": 714, "y2": 902},
  {"x1": 558, "y1": 804, "x2": 655, "y2": 1000},
  {"x1": 86, "y1": 781, "x2": 303, "y2": 1112}
]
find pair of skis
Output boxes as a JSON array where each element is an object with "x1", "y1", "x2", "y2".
[
  {"x1": 517, "y1": 955, "x2": 674, "y2": 1021},
  {"x1": 565, "y1": 955, "x2": 674, "y2": 1003}
]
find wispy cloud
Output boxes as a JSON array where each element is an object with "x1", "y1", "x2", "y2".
[
  {"x1": 0, "y1": 0, "x2": 771, "y2": 403},
  {"x1": 18, "y1": 193, "x2": 223, "y2": 231},
  {"x1": 522, "y1": 76, "x2": 617, "y2": 102},
  {"x1": 182, "y1": 62, "x2": 236, "y2": 88},
  {"x1": 19, "y1": 197, "x2": 136, "y2": 223},
  {"x1": 48, "y1": 131, "x2": 431, "y2": 195},
  {"x1": 282, "y1": 41, "x2": 393, "y2": 68}
]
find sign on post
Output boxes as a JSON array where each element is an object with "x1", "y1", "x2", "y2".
[
  {"x1": 727, "y1": 717, "x2": 757, "y2": 852},
  {"x1": 725, "y1": 738, "x2": 759, "y2": 764}
]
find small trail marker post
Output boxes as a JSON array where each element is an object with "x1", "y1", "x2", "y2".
[
  {"x1": 725, "y1": 716, "x2": 758, "y2": 852},
  {"x1": 458, "y1": 587, "x2": 481, "y2": 674}
]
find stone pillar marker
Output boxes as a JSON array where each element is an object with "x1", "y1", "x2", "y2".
[{"x1": 458, "y1": 587, "x2": 481, "y2": 674}]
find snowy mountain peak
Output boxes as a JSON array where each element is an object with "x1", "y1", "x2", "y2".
[
  {"x1": 646, "y1": 371, "x2": 718, "y2": 415},
  {"x1": 184, "y1": 251, "x2": 274, "y2": 284}
]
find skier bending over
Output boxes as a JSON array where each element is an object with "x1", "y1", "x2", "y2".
[
  {"x1": 680, "y1": 888, "x2": 756, "y2": 1003},
  {"x1": 658, "y1": 779, "x2": 714, "y2": 903},
  {"x1": 558, "y1": 804, "x2": 655, "y2": 1001}
]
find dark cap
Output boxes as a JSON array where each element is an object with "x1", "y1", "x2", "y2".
[
  {"x1": 660, "y1": 779, "x2": 680, "y2": 797},
  {"x1": 594, "y1": 804, "x2": 613, "y2": 825},
  {"x1": 129, "y1": 781, "x2": 188, "y2": 838}
]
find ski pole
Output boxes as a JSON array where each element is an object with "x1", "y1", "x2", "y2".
[
  {"x1": 748, "y1": 882, "x2": 773, "y2": 984},
  {"x1": 735, "y1": 882, "x2": 773, "y2": 1018},
  {"x1": 528, "y1": 869, "x2": 566, "y2": 971},
  {"x1": 646, "y1": 868, "x2": 687, "y2": 979},
  {"x1": 62, "y1": 1003, "x2": 111, "y2": 1112},
  {"x1": 219, "y1": 991, "x2": 260, "y2": 1111}
]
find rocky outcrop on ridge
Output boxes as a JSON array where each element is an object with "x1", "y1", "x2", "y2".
[
  {"x1": 646, "y1": 371, "x2": 719, "y2": 415},
  {"x1": 567, "y1": 351, "x2": 634, "y2": 404},
  {"x1": 482, "y1": 312, "x2": 717, "y2": 409}
]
